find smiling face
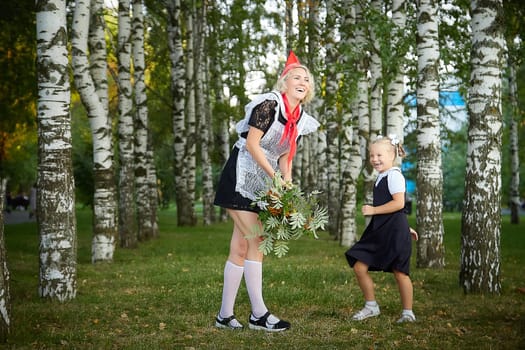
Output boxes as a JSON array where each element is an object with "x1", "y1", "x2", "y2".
[
  {"x1": 369, "y1": 141, "x2": 396, "y2": 173},
  {"x1": 283, "y1": 67, "x2": 311, "y2": 105}
]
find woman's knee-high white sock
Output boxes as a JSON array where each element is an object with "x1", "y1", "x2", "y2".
[
  {"x1": 219, "y1": 261, "x2": 244, "y2": 318},
  {"x1": 244, "y1": 259, "x2": 268, "y2": 317}
]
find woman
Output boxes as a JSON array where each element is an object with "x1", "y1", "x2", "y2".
[{"x1": 214, "y1": 51, "x2": 319, "y2": 332}]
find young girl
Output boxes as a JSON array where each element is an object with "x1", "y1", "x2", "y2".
[{"x1": 345, "y1": 135, "x2": 419, "y2": 323}]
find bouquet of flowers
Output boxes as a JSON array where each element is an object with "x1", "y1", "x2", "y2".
[{"x1": 252, "y1": 172, "x2": 329, "y2": 258}]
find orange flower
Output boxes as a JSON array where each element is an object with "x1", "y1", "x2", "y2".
[{"x1": 268, "y1": 206, "x2": 282, "y2": 216}]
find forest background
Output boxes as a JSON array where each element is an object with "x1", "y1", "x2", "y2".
[{"x1": 0, "y1": 0, "x2": 524, "y2": 345}]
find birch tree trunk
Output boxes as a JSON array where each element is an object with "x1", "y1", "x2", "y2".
[
  {"x1": 133, "y1": 0, "x2": 156, "y2": 240},
  {"x1": 369, "y1": 0, "x2": 383, "y2": 142},
  {"x1": 362, "y1": 0, "x2": 383, "y2": 222},
  {"x1": 118, "y1": 0, "x2": 138, "y2": 247},
  {"x1": 0, "y1": 177, "x2": 10, "y2": 341},
  {"x1": 195, "y1": 3, "x2": 214, "y2": 225},
  {"x1": 507, "y1": 62, "x2": 520, "y2": 224},
  {"x1": 167, "y1": 0, "x2": 186, "y2": 226},
  {"x1": 89, "y1": 0, "x2": 118, "y2": 254},
  {"x1": 284, "y1": 0, "x2": 293, "y2": 54},
  {"x1": 355, "y1": 3, "x2": 372, "y2": 226},
  {"x1": 168, "y1": 0, "x2": 196, "y2": 226},
  {"x1": 214, "y1": 83, "x2": 229, "y2": 224},
  {"x1": 89, "y1": 0, "x2": 109, "y2": 114},
  {"x1": 386, "y1": 0, "x2": 407, "y2": 140},
  {"x1": 415, "y1": 0, "x2": 445, "y2": 268},
  {"x1": 339, "y1": 5, "x2": 361, "y2": 247},
  {"x1": 72, "y1": 0, "x2": 118, "y2": 263},
  {"x1": 306, "y1": 2, "x2": 326, "y2": 195},
  {"x1": 36, "y1": 0, "x2": 77, "y2": 301},
  {"x1": 208, "y1": 6, "x2": 229, "y2": 222},
  {"x1": 324, "y1": 0, "x2": 341, "y2": 237},
  {"x1": 460, "y1": 0, "x2": 505, "y2": 294},
  {"x1": 146, "y1": 145, "x2": 159, "y2": 237},
  {"x1": 180, "y1": 1, "x2": 197, "y2": 226},
  {"x1": 340, "y1": 109, "x2": 362, "y2": 247}
]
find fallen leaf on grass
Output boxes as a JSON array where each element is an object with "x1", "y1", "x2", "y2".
[
  {"x1": 454, "y1": 327, "x2": 467, "y2": 337},
  {"x1": 159, "y1": 322, "x2": 166, "y2": 330},
  {"x1": 437, "y1": 310, "x2": 447, "y2": 316}
]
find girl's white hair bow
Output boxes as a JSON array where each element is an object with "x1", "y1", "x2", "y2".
[{"x1": 388, "y1": 134, "x2": 399, "y2": 145}]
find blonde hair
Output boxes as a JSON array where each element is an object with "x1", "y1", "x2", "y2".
[
  {"x1": 273, "y1": 65, "x2": 315, "y2": 105},
  {"x1": 372, "y1": 135, "x2": 406, "y2": 159}
]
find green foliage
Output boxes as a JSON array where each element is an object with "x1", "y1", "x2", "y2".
[
  {"x1": 0, "y1": 0, "x2": 37, "y2": 130},
  {"x1": 1, "y1": 124, "x2": 37, "y2": 193},
  {"x1": 442, "y1": 127, "x2": 468, "y2": 211},
  {"x1": 3, "y1": 209, "x2": 524, "y2": 348},
  {"x1": 253, "y1": 174, "x2": 329, "y2": 257},
  {"x1": 438, "y1": 0, "x2": 471, "y2": 93},
  {"x1": 0, "y1": 0, "x2": 37, "y2": 189},
  {"x1": 70, "y1": 98, "x2": 94, "y2": 208}
]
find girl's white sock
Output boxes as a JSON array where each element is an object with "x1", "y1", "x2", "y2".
[
  {"x1": 365, "y1": 300, "x2": 378, "y2": 308},
  {"x1": 402, "y1": 309, "x2": 415, "y2": 317}
]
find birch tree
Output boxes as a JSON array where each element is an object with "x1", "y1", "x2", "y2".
[
  {"x1": 507, "y1": 61, "x2": 520, "y2": 224},
  {"x1": 355, "y1": 4, "x2": 373, "y2": 220},
  {"x1": 339, "y1": 5, "x2": 362, "y2": 247},
  {"x1": 369, "y1": 0, "x2": 383, "y2": 142},
  {"x1": 0, "y1": 178, "x2": 10, "y2": 341},
  {"x1": 304, "y1": 1, "x2": 326, "y2": 194},
  {"x1": 460, "y1": 0, "x2": 505, "y2": 294},
  {"x1": 118, "y1": 0, "x2": 138, "y2": 247},
  {"x1": 386, "y1": 0, "x2": 407, "y2": 140},
  {"x1": 324, "y1": 0, "x2": 341, "y2": 237},
  {"x1": 36, "y1": 0, "x2": 77, "y2": 301},
  {"x1": 133, "y1": 0, "x2": 157, "y2": 239},
  {"x1": 72, "y1": 0, "x2": 118, "y2": 263},
  {"x1": 340, "y1": 110, "x2": 363, "y2": 247},
  {"x1": 207, "y1": 1, "x2": 229, "y2": 222},
  {"x1": 415, "y1": 0, "x2": 445, "y2": 268},
  {"x1": 195, "y1": 2, "x2": 215, "y2": 225},
  {"x1": 167, "y1": 0, "x2": 186, "y2": 226},
  {"x1": 89, "y1": 0, "x2": 120, "y2": 252},
  {"x1": 504, "y1": 1, "x2": 523, "y2": 225},
  {"x1": 355, "y1": 3, "x2": 371, "y2": 227},
  {"x1": 167, "y1": 0, "x2": 197, "y2": 226},
  {"x1": 182, "y1": 0, "x2": 197, "y2": 225}
]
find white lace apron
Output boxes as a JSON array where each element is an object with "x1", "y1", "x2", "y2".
[{"x1": 233, "y1": 91, "x2": 320, "y2": 201}]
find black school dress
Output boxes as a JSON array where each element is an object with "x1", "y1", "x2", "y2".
[
  {"x1": 345, "y1": 171, "x2": 412, "y2": 275},
  {"x1": 213, "y1": 100, "x2": 285, "y2": 214}
]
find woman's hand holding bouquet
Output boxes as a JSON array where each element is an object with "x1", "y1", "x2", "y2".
[{"x1": 252, "y1": 172, "x2": 328, "y2": 257}]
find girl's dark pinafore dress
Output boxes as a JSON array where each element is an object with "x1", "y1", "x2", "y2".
[{"x1": 345, "y1": 171, "x2": 412, "y2": 275}]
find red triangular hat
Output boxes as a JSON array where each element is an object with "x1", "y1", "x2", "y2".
[{"x1": 280, "y1": 51, "x2": 301, "y2": 77}]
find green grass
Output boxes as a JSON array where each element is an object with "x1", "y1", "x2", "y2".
[{"x1": 3, "y1": 209, "x2": 525, "y2": 349}]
